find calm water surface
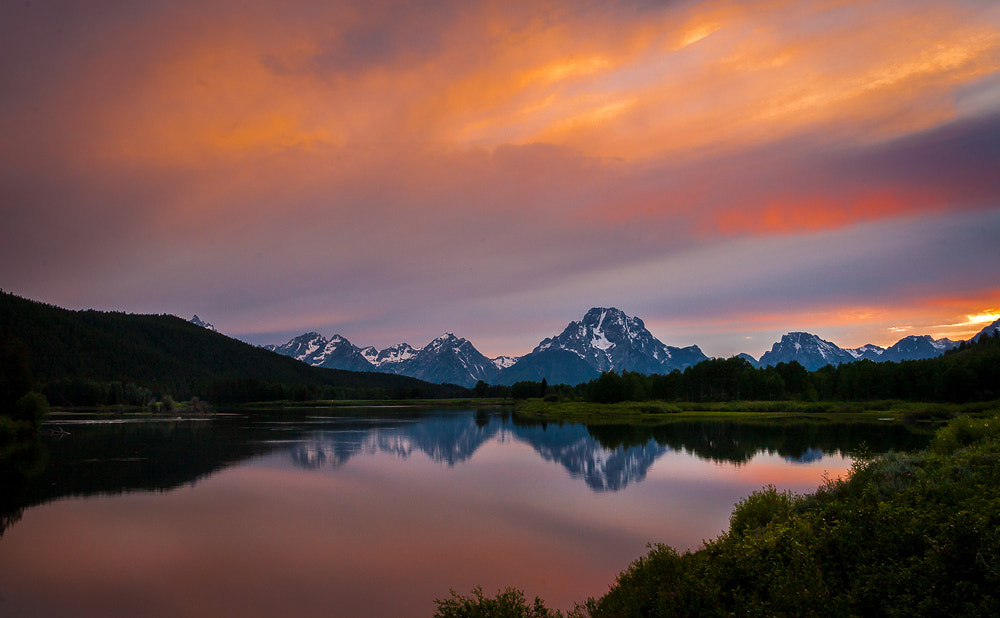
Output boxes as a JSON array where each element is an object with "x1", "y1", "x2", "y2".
[{"x1": 0, "y1": 408, "x2": 930, "y2": 617}]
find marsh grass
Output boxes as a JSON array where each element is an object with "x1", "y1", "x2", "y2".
[{"x1": 514, "y1": 398, "x2": 1000, "y2": 425}]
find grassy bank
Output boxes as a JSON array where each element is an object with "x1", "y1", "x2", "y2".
[
  {"x1": 512, "y1": 398, "x2": 1000, "y2": 425},
  {"x1": 237, "y1": 397, "x2": 511, "y2": 411},
  {"x1": 437, "y1": 413, "x2": 1000, "y2": 617}
]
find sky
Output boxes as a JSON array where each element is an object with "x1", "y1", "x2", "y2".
[{"x1": 2, "y1": 0, "x2": 999, "y2": 360}]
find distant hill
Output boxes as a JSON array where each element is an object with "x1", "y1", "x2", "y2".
[{"x1": 0, "y1": 292, "x2": 465, "y2": 404}]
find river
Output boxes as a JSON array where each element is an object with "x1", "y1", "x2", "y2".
[{"x1": 0, "y1": 407, "x2": 930, "y2": 617}]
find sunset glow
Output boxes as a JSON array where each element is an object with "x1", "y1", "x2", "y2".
[{"x1": 1, "y1": 0, "x2": 998, "y2": 358}]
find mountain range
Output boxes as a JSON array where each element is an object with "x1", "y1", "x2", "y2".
[
  {"x1": 753, "y1": 332, "x2": 960, "y2": 371},
  {"x1": 261, "y1": 307, "x2": 710, "y2": 387},
  {"x1": 249, "y1": 307, "x2": 1000, "y2": 386}
]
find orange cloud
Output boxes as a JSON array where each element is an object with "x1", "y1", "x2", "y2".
[
  {"x1": 11, "y1": 0, "x2": 995, "y2": 178},
  {"x1": 653, "y1": 288, "x2": 1000, "y2": 353},
  {"x1": 714, "y1": 187, "x2": 949, "y2": 236}
]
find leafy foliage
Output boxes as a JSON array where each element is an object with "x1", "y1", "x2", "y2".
[
  {"x1": 434, "y1": 586, "x2": 577, "y2": 618},
  {"x1": 0, "y1": 319, "x2": 50, "y2": 438},
  {"x1": 11, "y1": 392, "x2": 48, "y2": 432},
  {"x1": 583, "y1": 414, "x2": 1000, "y2": 617}
]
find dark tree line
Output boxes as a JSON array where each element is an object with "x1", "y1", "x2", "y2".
[
  {"x1": 580, "y1": 331, "x2": 1000, "y2": 404},
  {"x1": 0, "y1": 291, "x2": 467, "y2": 408}
]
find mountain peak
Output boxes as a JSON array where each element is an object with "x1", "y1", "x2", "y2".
[
  {"x1": 972, "y1": 317, "x2": 1000, "y2": 342},
  {"x1": 881, "y1": 334, "x2": 958, "y2": 362},
  {"x1": 760, "y1": 332, "x2": 856, "y2": 370},
  {"x1": 189, "y1": 315, "x2": 217, "y2": 332},
  {"x1": 524, "y1": 307, "x2": 706, "y2": 378},
  {"x1": 581, "y1": 307, "x2": 640, "y2": 330},
  {"x1": 845, "y1": 343, "x2": 885, "y2": 361},
  {"x1": 428, "y1": 332, "x2": 466, "y2": 350}
]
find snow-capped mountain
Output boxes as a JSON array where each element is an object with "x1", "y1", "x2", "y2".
[
  {"x1": 265, "y1": 332, "x2": 501, "y2": 387},
  {"x1": 758, "y1": 332, "x2": 858, "y2": 371},
  {"x1": 311, "y1": 334, "x2": 374, "y2": 372},
  {"x1": 263, "y1": 307, "x2": 988, "y2": 388},
  {"x1": 880, "y1": 335, "x2": 957, "y2": 363},
  {"x1": 491, "y1": 355, "x2": 520, "y2": 370},
  {"x1": 189, "y1": 315, "x2": 217, "y2": 332},
  {"x1": 263, "y1": 332, "x2": 374, "y2": 372},
  {"x1": 533, "y1": 307, "x2": 698, "y2": 373},
  {"x1": 265, "y1": 308, "x2": 705, "y2": 387},
  {"x1": 360, "y1": 343, "x2": 418, "y2": 368},
  {"x1": 263, "y1": 331, "x2": 325, "y2": 361},
  {"x1": 758, "y1": 332, "x2": 959, "y2": 370},
  {"x1": 391, "y1": 333, "x2": 501, "y2": 387},
  {"x1": 845, "y1": 343, "x2": 885, "y2": 362}
]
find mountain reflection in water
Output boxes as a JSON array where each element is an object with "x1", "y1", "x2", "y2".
[
  {"x1": 287, "y1": 412, "x2": 930, "y2": 492},
  {"x1": 0, "y1": 409, "x2": 932, "y2": 534},
  {"x1": 0, "y1": 408, "x2": 934, "y2": 618}
]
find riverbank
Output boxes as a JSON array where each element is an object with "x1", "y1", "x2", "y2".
[
  {"x1": 512, "y1": 398, "x2": 1000, "y2": 425},
  {"x1": 237, "y1": 397, "x2": 511, "y2": 411},
  {"x1": 42, "y1": 397, "x2": 511, "y2": 416}
]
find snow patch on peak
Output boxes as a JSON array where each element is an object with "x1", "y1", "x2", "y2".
[
  {"x1": 360, "y1": 346, "x2": 378, "y2": 363},
  {"x1": 592, "y1": 329, "x2": 614, "y2": 351},
  {"x1": 931, "y1": 337, "x2": 955, "y2": 351},
  {"x1": 491, "y1": 355, "x2": 520, "y2": 370},
  {"x1": 846, "y1": 344, "x2": 884, "y2": 359},
  {"x1": 365, "y1": 343, "x2": 418, "y2": 367},
  {"x1": 304, "y1": 339, "x2": 323, "y2": 358},
  {"x1": 190, "y1": 315, "x2": 217, "y2": 332}
]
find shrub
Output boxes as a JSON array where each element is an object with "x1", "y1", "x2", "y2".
[
  {"x1": 930, "y1": 414, "x2": 1000, "y2": 455},
  {"x1": 12, "y1": 391, "x2": 48, "y2": 432},
  {"x1": 583, "y1": 414, "x2": 1000, "y2": 617},
  {"x1": 433, "y1": 586, "x2": 569, "y2": 618},
  {"x1": 728, "y1": 485, "x2": 797, "y2": 535}
]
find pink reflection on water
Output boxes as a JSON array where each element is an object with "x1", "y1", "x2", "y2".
[{"x1": 0, "y1": 436, "x2": 854, "y2": 617}]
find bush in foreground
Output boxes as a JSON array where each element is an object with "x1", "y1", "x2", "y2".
[
  {"x1": 587, "y1": 414, "x2": 1000, "y2": 617},
  {"x1": 434, "y1": 586, "x2": 575, "y2": 618},
  {"x1": 440, "y1": 414, "x2": 1000, "y2": 617},
  {"x1": 12, "y1": 392, "x2": 49, "y2": 432},
  {"x1": 0, "y1": 392, "x2": 49, "y2": 441}
]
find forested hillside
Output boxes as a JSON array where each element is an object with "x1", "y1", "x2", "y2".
[{"x1": 0, "y1": 292, "x2": 466, "y2": 406}]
